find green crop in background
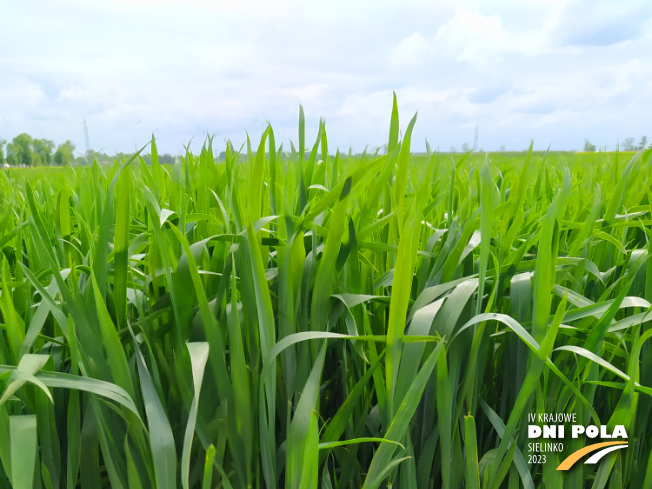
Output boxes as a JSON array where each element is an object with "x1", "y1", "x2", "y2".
[{"x1": 0, "y1": 96, "x2": 652, "y2": 488}]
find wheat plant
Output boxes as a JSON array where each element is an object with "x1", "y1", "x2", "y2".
[{"x1": 0, "y1": 95, "x2": 651, "y2": 488}]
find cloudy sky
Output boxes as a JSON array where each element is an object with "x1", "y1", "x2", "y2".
[{"x1": 2, "y1": 0, "x2": 652, "y2": 155}]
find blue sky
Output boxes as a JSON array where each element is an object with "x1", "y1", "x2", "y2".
[{"x1": 1, "y1": 0, "x2": 652, "y2": 155}]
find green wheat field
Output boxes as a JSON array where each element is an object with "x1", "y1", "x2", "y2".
[{"x1": 1, "y1": 97, "x2": 652, "y2": 489}]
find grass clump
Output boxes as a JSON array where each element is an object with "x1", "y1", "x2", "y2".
[{"x1": 1, "y1": 97, "x2": 652, "y2": 488}]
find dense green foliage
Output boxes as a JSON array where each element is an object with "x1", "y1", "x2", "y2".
[
  {"x1": 1, "y1": 99, "x2": 652, "y2": 489},
  {"x1": 2, "y1": 134, "x2": 65, "y2": 167}
]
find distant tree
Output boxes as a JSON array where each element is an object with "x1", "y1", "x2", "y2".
[
  {"x1": 462, "y1": 142, "x2": 471, "y2": 152},
  {"x1": 33, "y1": 138, "x2": 55, "y2": 165},
  {"x1": 499, "y1": 145, "x2": 506, "y2": 152},
  {"x1": 583, "y1": 139, "x2": 596, "y2": 152},
  {"x1": 54, "y1": 140, "x2": 76, "y2": 166},
  {"x1": 7, "y1": 133, "x2": 34, "y2": 166},
  {"x1": 622, "y1": 138, "x2": 636, "y2": 151},
  {"x1": 638, "y1": 136, "x2": 648, "y2": 150},
  {"x1": 450, "y1": 146, "x2": 457, "y2": 153},
  {"x1": 0, "y1": 139, "x2": 5, "y2": 164}
]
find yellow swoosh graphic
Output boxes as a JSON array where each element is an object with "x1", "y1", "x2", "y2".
[{"x1": 557, "y1": 441, "x2": 628, "y2": 470}]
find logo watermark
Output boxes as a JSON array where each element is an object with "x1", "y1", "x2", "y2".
[{"x1": 526, "y1": 412, "x2": 628, "y2": 470}]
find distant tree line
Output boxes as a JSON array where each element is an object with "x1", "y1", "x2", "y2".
[
  {"x1": 0, "y1": 134, "x2": 76, "y2": 166},
  {"x1": 0, "y1": 134, "x2": 177, "y2": 167},
  {"x1": 621, "y1": 136, "x2": 648, "y2": 152},
  {"x1": 584, "y1": 135, "x2": 649, "y2": 152},
  {"x1": 91, "y1": 152, "x2": 178, "y2": 166}
]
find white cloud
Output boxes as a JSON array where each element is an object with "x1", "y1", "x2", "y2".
[
  {"x1": 389, "y1": 33, "x2": 430, "y2": 68},
  {"x1": 389, "y1": 5, "x2": 564, "y2": 67},
  {"x1": 433, "y1": 6, "x2": 518, "y2": 65},
  {"x1": 389, "y1": 6, "x2": 554, "y2": 69},
  {"x1": 1, "y1": 0, "x2": 652, "y2": 153},
  {"x1": 551, "y1": 0, "x2": 652, "y2": 47}
]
